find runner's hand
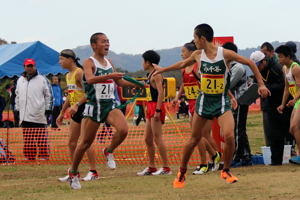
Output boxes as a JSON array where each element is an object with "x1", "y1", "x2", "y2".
[
  {"x1": 70, "y1": 104, "x2": 78, "y2": 116},
  {"x1": 287, "y1": 99, "x2": 295, "y2": 107},
  {"x1": 109, "y1": 72, "x2": 124, "y2": 80},
  {"x1": 154, "y1": 112, "x2": 160, "y2": 121},
  {"x1": 230, "y1": 97, "x2": 238, "y2": 110},
  {"x1": 152, "y1": 64, "x2": 164, "y2": 76},
  {"x1": 277, "y1": 104, "x2": 285, "y2": 114},
  {"x1": 258, "y1": 85, "x2": 271, "y2": 98},
  {"x1": 56, "y1": 113, "x2": 64, "y2": 126}
]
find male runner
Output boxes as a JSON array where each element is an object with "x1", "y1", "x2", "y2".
[
  {"x1": 276, "y1": 45, "x2": 300, "y2": 156},
  {"x1": 69, "y1": 33, "x2": 140, "y2": 189},
  {"x1": 137, "y1": 50, "x2": 171, "y2": 176},
  {"x1": 153, "y1": 24, "x2": 270, "y2": 187}
]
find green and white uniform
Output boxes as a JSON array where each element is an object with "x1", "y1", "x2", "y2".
[
  {"x1": 285, "y1": 62, "x2": 300, "y2": 109},
  {"x1": 195, "y1": 47, "x2": 231, "y2": 119},
  {"x1": 83, "y1": 56, "x2": 120, "y2": 123}
]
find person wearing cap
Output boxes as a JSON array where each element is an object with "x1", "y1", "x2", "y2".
[
  {"x1": 15, "y1": 58, "x2": 53, "y2": 161},
  {"x1": 250, "y1": 50, "x2": 286, "y2": 165}
]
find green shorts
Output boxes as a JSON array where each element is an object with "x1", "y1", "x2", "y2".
[
  {"x1": 195, "y1": 93, "x2": 231, "y2": 120},
  {"x1": 294, "y1": 99, "x2": 300, "y2": 110},
  {"x1": 83, "y1": 100, "x2": 120, "y2": 123}
]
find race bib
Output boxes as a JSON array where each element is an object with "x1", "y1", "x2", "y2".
[
  {"x1": 145, "y1": 86, "x2": 152, "y2": 101},
  {"x1": 289, "y1": 84, "x2": 298, "y2": 99},
  {"x1": 201, "y1": 74, "x2": 225, "y2": 94},
  {"x1": 95, "y1": 83, "x2": 115, "y2": 99},
  {"x1": 183, "y1": 83, "x2": 200, "y2": 99}
]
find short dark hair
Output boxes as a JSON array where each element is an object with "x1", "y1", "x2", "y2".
[
  {"x1": 261, "y1": 42, "x2": 274, "y2": 51},
  {"x1": 90, "y1": 32, "x2": 105, "y2": 45},
  {"x1": 275, "y1": 45, "x2": 293, "y2": 58},
  {"x1": 222, "y1": 42, "x2": 238, "y2": 53},
  {"x1": 183, "y1": 41, "x2": 197, "y2": 52},
  {"x1": 194, "y1": 24, "x2": 214, "y2": 42},
  {"x1": 142, "y1": 50, "x2": 160, "y2": 65}
]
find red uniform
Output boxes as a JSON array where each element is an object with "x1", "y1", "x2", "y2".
[
  {"x1": 182, "y1": 63, "x2": 200, "y2": 116},
  {"x1": 145, "y1": 70, "x2": 166, "y2": 124}
]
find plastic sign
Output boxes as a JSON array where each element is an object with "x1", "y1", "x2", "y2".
[{"x1": 121, "y1": 77, "x2": 176, "y2": 101}]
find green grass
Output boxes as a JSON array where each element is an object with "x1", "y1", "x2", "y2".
[{"x1": 1, "y1": 112, "x2": 300, "y2": 200}]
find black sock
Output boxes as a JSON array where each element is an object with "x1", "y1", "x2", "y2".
[
  {"x1": 90, "y1": 170, "x2": 97, "y2": 173},
  {"x1": 223, "y1": 168, "x2": 230, "y2": 172},
  {"x1": 200, "y1": 164, "x2": 207, "y2": 168}
]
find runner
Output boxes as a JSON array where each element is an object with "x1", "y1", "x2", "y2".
[
  {"x1": 153, "y1": 23, "x2": 270, "y2": 188},
  {"x1": 69, "y1": 32, "x2": 141, "y2": 189},
  {"x1": 57, "y1": 49, "x2": 99, "y2": 182},
  {"x1": 137, "y1": 50, "x2": 171, "y2": 176},
  {"x1": 172, "y1": 42, "x2": 221, "y2": 175},
  {"x1": 276, "y1": 45, "x2": 300, "y2": 157}
]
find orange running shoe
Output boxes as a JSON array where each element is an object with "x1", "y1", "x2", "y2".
[
  {"x1": 173, "y1": 171, "x2": 186, "y2": 188},
  {"x1": 221, "y1": 169, "x2": 238, "y2": 183}
]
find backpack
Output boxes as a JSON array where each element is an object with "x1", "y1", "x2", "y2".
[{"x1": 0, "y1": 138, "x2": 15, "y2": 164}]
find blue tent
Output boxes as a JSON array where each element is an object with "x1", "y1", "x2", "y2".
[{"x1": 0, "y1": 41, "x2": 67, "y2": 78}]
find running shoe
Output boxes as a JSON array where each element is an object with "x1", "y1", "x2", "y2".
[
  {"x1": 103, "y1": 148, "x2": 116, "y2": 169},
  {"x1": 192, "y1": 165, "x2": 208, "y2": 175},
  {"x1": 173, "y1": 171, "x2": 186, "y2": 188},
  {"x1": 58, "y1": 174, "x2": 71, "y2": 182},
  {"x1": 69, "y1": 171, "x2": 81, "y2": 189},
  {"x1": 220, "y1": 169, "x2": 238, "y2": 183},
  {"x1": 152, "y1": 167, "x2": 172, "y2": 175},
  {"x1": 137, "y1": 167, "x2": 157, "y2": 176},
  {"x1": 81, "y1": 171, "x2": 100, "y2": 181},
  {"x1": 211, "y1": 152, "x2": 222, "y2": 171}
]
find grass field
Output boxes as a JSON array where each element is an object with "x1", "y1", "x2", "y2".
[{"x1": 1, "y1": 112, "x2": 300, "y2": 200}]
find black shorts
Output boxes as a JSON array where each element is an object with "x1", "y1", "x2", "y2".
[{"x1": 71, "y1": 103, "x2": 85, "y2": 123}]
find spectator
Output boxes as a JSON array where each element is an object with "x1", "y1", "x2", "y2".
[
  {"x1": 15, "y1": 58, "x2": 53, "y2": 161},
  {"x1": 223, "y1": 42, "x2": 252, "y2": 167},
  {"x1": 250, "y1": 49, "x2": 286, "y2": 165},
  {"x1": 51, "y1": 76, "x2": 63, "y2": 128},
  {"x1": 0, "y1": 95, "x2": 6, "y2": 124},
  {"x1": 9, "y1": 79, "x2": 19, "y2": 127}
]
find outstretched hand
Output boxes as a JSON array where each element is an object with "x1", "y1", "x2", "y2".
[
  {"x1": 110, "y1": 72, "x2": 125, "y2": 80},
  {"x1": 152, "y1": 64, "x2": 164, "y2": 76}
]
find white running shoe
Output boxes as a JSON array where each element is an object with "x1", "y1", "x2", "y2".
[
  {"x1": 137, "y1": 167, "x2": 157, "y2": 176},
  {"x1": 103, "y1": 148, "x2": 116, "y2": 169},
  {"x1": 70, "y1": 173, "x2": 81, "y2": 190},
  {"x1": 211, "y1": 152, "x2": 222, "y2": 172},
  {"x1": 192, "y1": 165, "x2": 208, "y2": 175},
  {"x1": 58, "y1": 174, "x2": 70, "y2": 182},
  {"x1": 152, "y1": 167, "x2": 172, "y2": 176},
  {"x1": 81, "y1": 171, "x2": 99, "y2": 181}
]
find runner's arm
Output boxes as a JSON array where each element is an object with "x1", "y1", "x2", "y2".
[
  {"x1": 292, "y1": 66, "x2": 300, "y2": 101},
  {"x1": 83, "y1": 59, "x2": 124, "y2": 84},
  {"x1": 153, "y1": 50, "x2": 200, "y2": 75},
  {"x1": 174, "y1": 83, "x2": 184, "y2": 102},
  {"x1": 154, "y1": 74, "x2": 164, "y2": 111},
  {"x1": 224, "y1": 49, "x2": 270, "y2": 98}
]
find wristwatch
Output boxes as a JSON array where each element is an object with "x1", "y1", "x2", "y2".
[{"x1": 155, "y1": 109, "x2": 162, "y2": 113}]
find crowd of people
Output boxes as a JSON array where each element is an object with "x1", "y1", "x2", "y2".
[{"x1": 1, "y1": 23, "x2": 300, "y2": 190}]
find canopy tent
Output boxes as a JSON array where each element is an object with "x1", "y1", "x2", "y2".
[{"x1": 0, "y1": 41, "x2": 67, "y2": 78}]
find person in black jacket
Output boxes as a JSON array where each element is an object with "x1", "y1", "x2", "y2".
[{"x1": 251, "y1": 46, "x2": 287, "y2": 165}]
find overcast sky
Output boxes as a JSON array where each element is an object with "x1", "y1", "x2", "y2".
[{"x1": 1, "y1": 0, "x2": 299, "y2": 54}]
